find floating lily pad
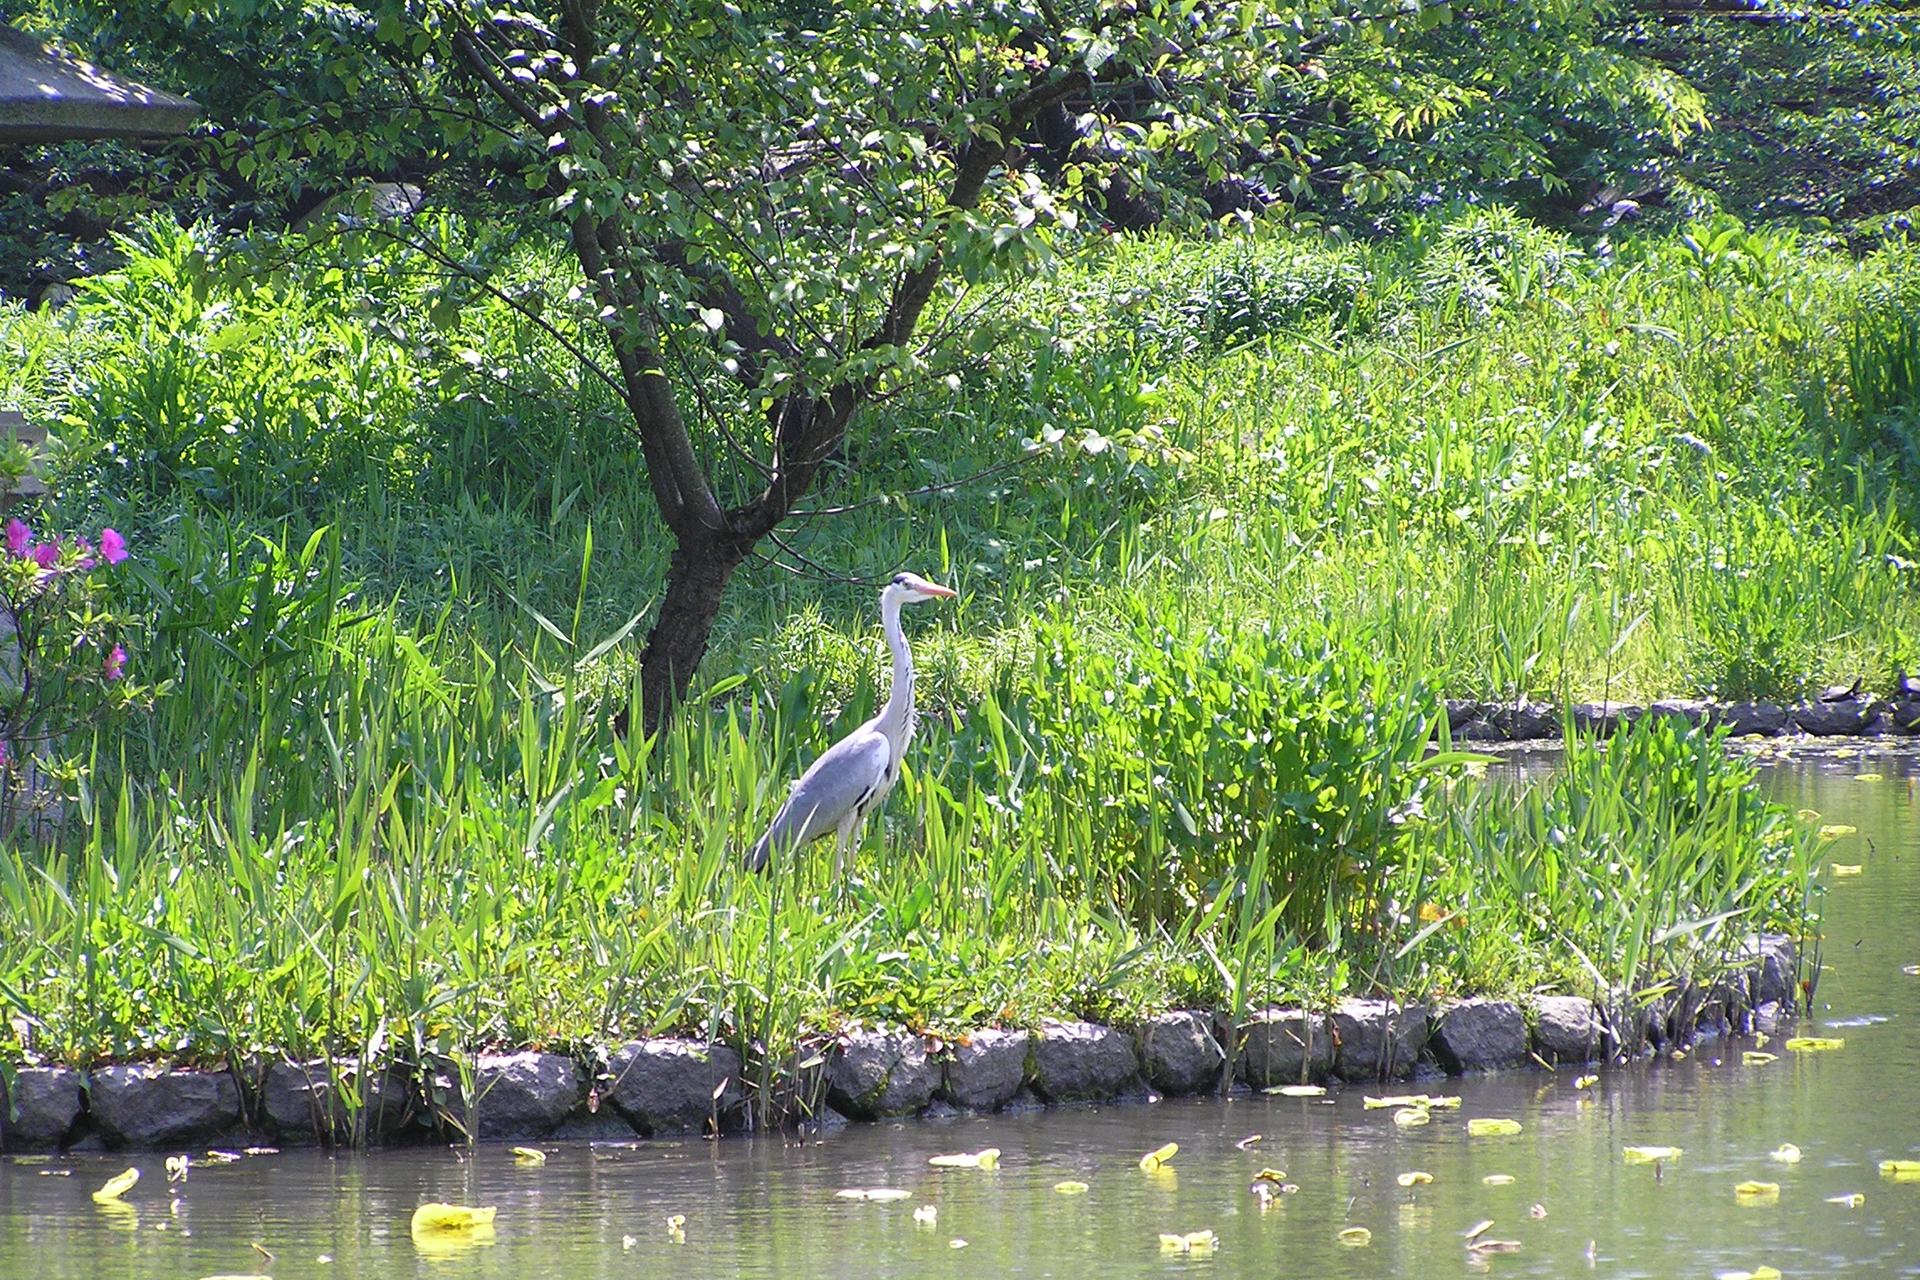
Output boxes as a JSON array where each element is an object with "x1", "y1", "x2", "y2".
[
  {"x1": 1832, "y1": 864, "x2": 1864, "y2": 876},
  {"x1": 1769, "y1": 1144, "x2": 1802, "y2": 1164},
  {"x1": 410, "y1": 1203, "x2": 497, "y2": 1233},
  {"x1": 1827, "y1": 1193, "x2": 1866, "y2": 1207},
  {"x1": 1482, "y1": 1174, "x2": 1516, "y2": 1186},
  {"x1": 1137, "y1": 1142, "x2": 1177, "y2": 1172},
  {"x1": 1266, "y1": 1084, "x2": 1326, "y2": 1097},
  {"x1": 1574, "y1": 1074, "x2": 1599, "y2": 1090},
  {"x1": 1397, "y1": 1171, "x2": 1433, "y2": 1187},
  {"x1": 1393, "y1": 1107, "x2": 1431, "y2": 1127},
  {"x1": 92, "y1": 1168, "x2": 138, "y2": 1204},
  {"x1": 1624, "y1": 1146, "x2": 1683, "y2": 1164},
  {"x1": 1468, "y1": 1118, "x2": 1522, "y2": 1137},
  {"x1": 1784, "y1": 1037, "x2": 1845, "y2": 1052},
  {"x1": 511, "y1": 1147, "x2": 546, "y2": 1166},
  {"x1": 1159, "y1": 1230, "x2": 1216, "y2": 1254},
  {"x1": 1743, "y1": 1051, "x2": 1779, "y2": 1065},
  {"x1": 1338, "y1": 1226, "x2": 1372, "y2": 1246},
  {"x1": 1734, "y1": 1181, "x2": 1781, "y2": 1202},
  {"x1": 930, "y1": 1148, "x2": 1000, "y2": 1169},
  {"x1": 1055, "y1": 1181, "x2": 1089, "y2": 1194}
]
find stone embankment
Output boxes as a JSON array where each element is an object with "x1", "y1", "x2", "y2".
[
  {"x1": 0, "y1": 937, "x2": 1800, "y2": 1152},
  {"x1": 1443, "y1": 692, "x2": 1920, "y2": 740}
]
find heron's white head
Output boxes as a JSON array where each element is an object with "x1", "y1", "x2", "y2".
[{"x1": 884, "y1": 571, "x2": 958, "y2": 605}]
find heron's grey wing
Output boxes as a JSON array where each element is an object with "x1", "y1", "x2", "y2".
[{"x1": 745, "y1": 730, "x2": 891, "y2": 871}]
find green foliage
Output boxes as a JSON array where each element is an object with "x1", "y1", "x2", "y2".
[
  {"x1": 1024, "y1": 603, "x2": 1442, "y2": 940},
  {"x1": 1411, "y1": 717, "x2": 1815, "y2": 1002}
]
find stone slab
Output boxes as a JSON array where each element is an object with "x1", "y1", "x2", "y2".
[
  {"x1": 1430, "y1": 999, "x2": 1527, "y2": 1073},
  {"x1": 89, "y1": 1065, "x2": 243, "y2": 1149},
  {"x1": 941, "y1": 1029, "x2": 1030, "y2": 1111},
  {"x1": 1236, "y1": 1008, "x2": 1333, "y2": 1088},
  {"x1": 605, "y1": 1040, "x2": 743, "y2": 1136},
  {"x1": 1330, "y1": 1000, "x2": 1426, "y2": 1082},
  {"x1": 1138, "y1": 1012, "x2": 1225, "y2": 1095},
  {"x1": 1030, "y1": 1020, "x2": 1138, "y2": 1102},
  {"x1": 824, "y1": 1030, "x2": 940, "y2": 1119}
]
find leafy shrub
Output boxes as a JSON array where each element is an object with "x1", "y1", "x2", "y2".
[
  {"x1": 1181, "y1": 241, "x2": 1375, "y2": 346},
  {"x1": 1021, "y1": 601, "x2": 1445, "y2": 940},
  {"x1": 1414, "y1": 206, "x2": 1584, "y2": 317}
]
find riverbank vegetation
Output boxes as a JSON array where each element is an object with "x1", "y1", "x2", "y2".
[{"x1": 0, "y1": 0, "x2": 1908, "y2": 1106}]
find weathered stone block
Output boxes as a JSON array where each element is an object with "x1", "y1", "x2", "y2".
[
  {"x1": 1444, "y1": 700, "x2": 1482, "y2": 730},
  {"x1": 1792, "y1": 699, "x2": 1876, "y2": 736},
  {"x1": 824, "y1": 1030, "x2": 940, "y2": 1119},
  {"x1": 1236, "y1": 1008, "x2": 1333, "y2": 1088},
  {"x1": 1570, "y1": 702, "x2": 1642, "y2": 736},
  {"x1": 0, "y1": 1066, "x2": 83, "y2": 1150},
  {"x1": 941, "y1": 1029, "x2": 1030, "y2": 1111},
  {"x1": 1330, "y1": 1000, "x2": 1426, "y2": 1082},
  {"x1": 89, "y1": 1065, "x2": 243, "y2": 1149},
  {"x1": 1030, "y1": 1021, "x2": 1138, "y2": 1102},
  {"x1": 1738, "y1": 934, "x2": 1798, "y2": 1010},
  {"x1": 1529, "y1": 996, "x2": 1601, "y2": 1064},
  {"x1": 456, "y1": 1052, "x2": 578, "y2": 1141},
  {"x1": 1430, "y1": 999, "x2": 1527, "y2": 1073},
  {"x1": 605, "y1": 1039, "x2": 743, "y2": 1136},
  {"x1": 1647, "y1": 699, "x2": 1711, "y2": 727},
  {"x1": 1488, "y1": 701, "x2": 1558, "y2": 740},
  {"x1": 1139, "y1": 1012, "x2": 1225, "y2": 1095},
  {"x1": 260, "y1": 1059, "x2": 415, "y2": 1144},
  {"x1": 1716, "y1": 703, "x2": 1787, "y2": 737}
]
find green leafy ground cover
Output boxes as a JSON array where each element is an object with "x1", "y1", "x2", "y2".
[{"x1": 0, "y1": 211, "x2": 1885, "y2": 1107}]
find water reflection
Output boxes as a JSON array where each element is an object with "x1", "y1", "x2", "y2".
[{"x1": 3, "y1": 750, "x2": 1918, "y2": 1278}]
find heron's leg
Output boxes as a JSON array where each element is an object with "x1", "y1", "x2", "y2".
[{"x1": 833, "y1": 814, "x2": 857, "y2": 884}]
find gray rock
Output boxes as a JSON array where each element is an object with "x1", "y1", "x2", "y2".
[
  {"x1": 1235, "y1": 1008, "x2": 1333, "y2": 1088},
  {"x1": 460, "y1": 1052, "x2": 578, "y2": 1141},
  {"x1": 1139, "y1": 1012, "x2": 1225, "y2": 1095},
  {"x1": 1570, "y1": 702, "x2": 1642, "y2": 736},
  {"x1": 1430, "y1": 999, "x2": 1528, "y2": 1073},
  {"x1": 1444, "y1": 700, "x2": 1482, "y2": 730},
  {"x1": 89, "y1": 1065, "x2": 244, "y2": 1149},
  {"x1": 941, "y1": 1029, "x2": 1030, "y2": 1111},
  {"x1": 548, "y1": 1107, "x2": 640, "y2": 1141},
  {"x1": 1489, "y1": 701, "x2": 1558, "y2": 740},
  {"x1": 1458, "y1": 718, "x2": 1506, "y2": 742},
  {"x1": 1738, "y1": 934, "x2": 1798, "y2": 1009},
  {"x1": 1884, "y1": 700, "x2": 1920, "y2": 733},
  {"x1": 260, "y1": 1059, "x2": 414, "y2": 1144},
  {"x1": 605, "y1": 1039, "x2": 743, "y2": 1136},
  {"x1": 1792, "y1": 699, "x2": 1876, "y2": 736},
  {"x1": 1529, "y1": 996, "x2": 1602, "y2": 1064},
  {"x1": 1648, "y1": 699, "x2": 1712, "y2": 727},
  {"x1": 824, "y1": 1030, "x2": 940, "y2": 1119},
  {"x1": 1, "y1": 1066, "x2": 83, "y2": 1149},
  {"x1": 1754, "y1": 1001, "x2": 1786, "y2": 1035},
  {"x1": 1030, "y1": 1020, "x2": 1139, "y2": 1102},
  {"x1": 1329, "y1": 1000, "x2": 1426, "y2": 1082},
  {"x1": 1716, "y1": 703, "x2": 1787, "y2": 737}
]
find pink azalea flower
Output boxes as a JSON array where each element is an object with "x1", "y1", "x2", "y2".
[
  {"x1": 5, "y1": 518, "x2": 28, "y2": 558},
  {"x1": 104, "y1": 644, "x2": 126, "y2": 681},
  {"x1": 30, "y1": 541, "x2": 58, "y2": 569},
  {"x1": 99, "y1": 527, "x2": 127, "y2": 565}
]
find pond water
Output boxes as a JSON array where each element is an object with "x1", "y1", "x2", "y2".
[{"x1": 3, "y1": 752, "x2": 1917, "y2": 1279}]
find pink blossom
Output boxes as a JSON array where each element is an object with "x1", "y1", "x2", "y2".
[
  {"x1": 29, "y1": 541, "x2": 57, "y2": 569},
  {"x1": 5, "y1": 518, "x2": 28, "y2": 558},
  {"x1": 99, "y1": 527, "x2": 127, "y2": 565},
  {"x1": 104, "y1": 644, "x2": 126, "y2": 681}
]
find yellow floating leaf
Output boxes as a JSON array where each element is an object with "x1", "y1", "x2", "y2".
[
  {"x1": 1832, "y1": 864, "x2": 1864, "y2": 877},
  {"x1": 1482, "y1": 1174, "x2": 1516, "y2": 1186},
  {"x1": 1464, "y1": 1219, "x2": 1495, "y2": 1241},
  {"x1": 1624, "y1": 1146, "x2": 1683, "y2": 1164},
  {"x1": 1784, "y1": 1037, "x2": 1844, "y2": 1052},
  {"x1": 1903, "y1": 965, "x2": 1920, "y2": 976},
  {"x1": 1137, "y1": 1142, "x2": 1178, "y2": 1171},
  {"x1": 1338, "y1": 1226, "x2": 1372, "y2": 1246},
  {"x1": 1393, "y1": 1107, "x2": 1430, "y2": 1127},
  {"x1": 1734, "y1": 1181, "x2": 1781, "y2": 1202},
  {"x1": 1827, "y1": 1193, "x2": 1865, "y2": 1207},
  {"x1": 949, "y1": 1239, "x2": 967, "y2": 1249},
  {"x1": 1529, "y1": 1203, "x2": 1547, "y2": 1218},
  {"x1": 410, "y1": 1204, "x2": 497, "y2": 1234},
  {"x1": 1574, "y1": 1074, "x2": 1598, "y2": 1090},
  {"x1": 1797, "y1": 808, "x2": 1822, "y2": 820},
  {"x1": 1855, "y1": 773, "x2": 1883, "y2": 781},
  {"x1": 1397, "y1": 1171, "x2": 1433, "y2": 1187},
  {"x1": 1879, "y1": 1159, "x2": 1920, "y2": 1177},
  {"x1": 1266, "y1": 1084, "x2": 1325, "y2": 1097},
  {"x1": 1252, "y1": 1167, "x2": 1288, "y2": 1184},
  {"x1": 1769, "y1": 1144, "x2": 1802, "y2": 1164},
  {"x1": 203, "y1": 1151, "x2": 242, "y2": 1164},
  {"x1": 1819, "y1": 824, "x2": 1857, "y2": 839},
  {"x1": 1158, "y1": 1230, "x2": 1216, "y2": 1254},
  {"x1": 913, "y1": 1205, "x2": 938, "y2": 1224},
  {"x1": 92, "y1": 1168, "x2": 139, "y2": 1204},
  {"x1": 929, "y1": 1148, "x2": 1000, "y2": 1169},
  {"x1": 511, "y1": 1147, "x2": 547, "y2": 1166},
  {"x1": 1365, "y1": 1093, "x2": 1425, "y2": 1109},
  {"x1": 165, "y1": 1155, "x2": 190, "y2": 1182},
  {"x1": 1716, "y1": 1269, "x2": 1783, "y2": 1280},
  {"x1": 1468, "y1": 1118, "x2": 1522, "y2": 1137},
  {"x1": 666, "y1": 1213, "x2": 686, "y2": 1244},
  {"x1": 1743, "y1": 1051, "x2": 1778, "y2": 1065},
  {"x1": 1471, "y1": 1239, "x2": 1523, "y2": 1253},
  {"x1": 1427, "y1": 1096, "x2": 1462, "y2": 1109},
  {"x1": 1055, "y1": 1181, "x2": 1089, "y2": 1194}
]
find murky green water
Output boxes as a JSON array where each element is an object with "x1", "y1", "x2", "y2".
[{"x1": 4, "y1": 753, "x2": 1918, "y2": 1279}]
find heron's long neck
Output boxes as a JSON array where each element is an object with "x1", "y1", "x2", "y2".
[{"x1": 878, "y1": 592, "x2": 914, "y2": 746}]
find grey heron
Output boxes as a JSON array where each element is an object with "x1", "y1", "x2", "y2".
[{"x1": 745, "y1": 571, "x2": 958, "y2": 875}]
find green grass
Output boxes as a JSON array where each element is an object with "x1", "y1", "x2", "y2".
[{"x1": 0, "y1": 209, "x2": 1876, "y2": 1124}]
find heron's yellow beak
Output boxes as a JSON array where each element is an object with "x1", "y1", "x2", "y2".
[{"x1": 921, "y1": 582, "x2": 958, "y2": 599}]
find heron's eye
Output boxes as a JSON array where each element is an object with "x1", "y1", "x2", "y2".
[{"x1": 893, "y1": 574, "x2": 907, "y2": 585}]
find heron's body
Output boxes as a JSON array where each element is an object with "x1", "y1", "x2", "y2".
[{"x1": 746, "y1": 573, "x2": 955, "y2": 874}]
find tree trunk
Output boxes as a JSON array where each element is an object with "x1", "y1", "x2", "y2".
[{"x1": 638, "y1": 529, "x2": 750, "y2": 738}]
